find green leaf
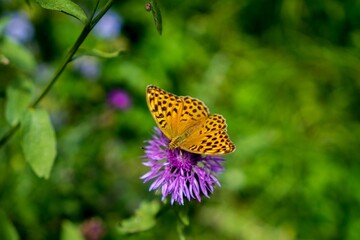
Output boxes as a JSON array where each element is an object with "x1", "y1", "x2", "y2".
[
  {"x1": 0, "y1": 38, "x2": 36, "y2": 73},
  {"x1": 176, "y1": 221, "x2": 186, "y2": 240},
  {"x1": 21, "y1": 108, "x2": 57, "y2": 179},
  {"x1": 74, "y1": 48, "x2": 123, "y2": 60},
  {"x1": 5, "y1": 77, "x2": 34, "y2": 126},
  {"x1": 150, "y1": 0, "x2": 163, "y2": 35},
  {"x1": 178, "y1": 209, "x2": 189, "y2": 226},
  {"x1": 118, "y1": 201, "x2": 160, "y2": 234},
  {"x1": 60, "y1": 221, "x2": 84, "y2": 240},
  {"x1": 35, "y1": 0, "x2": 88, "y2": 24},
  {"x1": 0, "y1": 210, "x2": 20, "y2": 240}
]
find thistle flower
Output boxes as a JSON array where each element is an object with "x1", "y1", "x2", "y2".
[{"x1": 141, "y1": 127, "x2": 225, "y2": 205}]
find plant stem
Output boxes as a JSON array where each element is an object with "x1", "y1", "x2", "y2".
[
  {"x1": 90, "y1": 0, "x2": 101, "y2": 20},
  {"x1": 0, "y1": 123, "x2": 20, "y2": 147},
  {"x1": 30, "y1": 25, "x2": 91, "y2": 108},
  {"x1": 90, "y1": 0, "x2": 114, "y2": 29},
  {"x1": 0, "y1": 0, "x2": 114, "y2": 148}
]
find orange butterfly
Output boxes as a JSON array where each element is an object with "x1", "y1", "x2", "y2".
[{"x1": 146, "y1": 85, "x2": 235, "y2": 155}]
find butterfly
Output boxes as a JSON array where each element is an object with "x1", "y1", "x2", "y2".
[{"x1": 146, "y1": 85, "x2": 235, "y2": 155}]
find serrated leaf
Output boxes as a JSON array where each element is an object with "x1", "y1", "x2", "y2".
[
  {"x1": 0, "y1": 38, "x2": 36, "y2": 72},
  {"x1": 60, "y1": 221, "x2": 84, "y2": 240},
  {"x1": 5, "y1": 77, "x2": 34, "y2": 126},
  {"x1": 118, "y1": 201, "x2": 160, "y2": 234},
  {"x1": 150, "y1": 0, "x2": 162, "y2": 35},
  {"x1": 0, "y1": 210, "x2": 20, "y2": 240},
  {"x1": 21, "y1": 108, "x2": 56, "y2": 179},
  {"x1": 35, "y1": 0, "x2": 88, "y2": 24}
]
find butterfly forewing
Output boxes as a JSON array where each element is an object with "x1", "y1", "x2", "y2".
[{"x1": 146, "y1": 85, "x2": 182, "y2": 139}]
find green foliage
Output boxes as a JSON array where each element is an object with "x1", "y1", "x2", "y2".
[
  {"x1": 5, "y1": 78, "x2": 34, "y2": 125},
  {"x1": 35, "y1": 0, "x2": 88, "y2": 24},
  {"x1": 177, "y1": 208, "x2": 189, "y2": 226},
  {"x1": 149, "y1": 0, "x2": 163, "y2": 35},
  {"x1": 0, "y1": 38, "x2": 36, "y2": 73},
  {"x1": 75, "y1": 48, "x2": 123, "y2": 60},
  {"x1": 60, "y1": 221, "x2": 84, "y2": 240},
  {"x1": 0, "y1": 210, "x2": 19, "y2": 240},
  {"x1": 119, "y1": 201, "x2": 160, "y2": 234},
  {"x1": 21, "y1": 108, "x2": 56, "y2": 179}
]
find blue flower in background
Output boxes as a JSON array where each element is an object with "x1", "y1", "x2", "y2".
[
  {"x1": 73, "y1": 57, "x2": 101, "y2": 80},
  {"x1": 107, "y1": 89, "x2": 132, "y2": 110},
  {"x1": 36, "y1": 63, "x2": 54, "y2": 83},
  {"x1": 141, "y1": 127, "x2": 225, "y2": 205},
  {"x1": 93, "y1": 10, "x2": 123, "y2": 39},
  {"x1": 4, "y1": 12, "x2": 34, "y2": 43}
]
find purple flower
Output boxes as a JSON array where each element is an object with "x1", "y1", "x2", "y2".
[
  {"x1": 93, "y1": 10, "x2": 123, "y2": 39},
  {"x1": 107, "y1": 89, "x2": 132, "y2": 110},
  {"x1": 5, "y1": 12, "x2": 34, "y2": 43},
  {"x1": 141, "y1": 127, "x2": 225, "y2": 205}
]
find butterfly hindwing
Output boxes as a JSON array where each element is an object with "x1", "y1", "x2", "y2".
[
  {"x1": 176, "y1": 96, "x2": 209, "y2": 135},
  {"x1": 180, "y1": 114, "x2": 236, "y2": 155}
]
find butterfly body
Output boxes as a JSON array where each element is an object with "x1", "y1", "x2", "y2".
[
  {"x1": 146, "y1": 85, "x2": 235, "y2": 155},
  {"x1": 168, "y1": 120, "x2": 203, "y2": 150}
]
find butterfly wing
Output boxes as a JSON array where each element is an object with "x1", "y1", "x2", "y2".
[
  {"x1": 179, "y1": 114, "x2": 236, "y2": 155},
  {"x1": 176, "y1": 95, "x2": 209, "y2": 135},
  {"x1": 146, "y1": 85, "x2": 183, "y2": 139},
  {"x1": 146, "y1": 85, "x2": 210, "y2": 140}
]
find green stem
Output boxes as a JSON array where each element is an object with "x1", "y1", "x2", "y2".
[
  {"x1": 0, "y1": 123, "x2": 20, "y2": 147},
  {"x1": 0, "y1": 0, "x2": 114, "y2": 148},
  {"x1": 90, "y1": 0, "x2": 114, "y2": 29},
  {"x1": 90, "y1": 0, "x2": 101, "y2": 20},
  {"x1": 30, "y1": 25, "x2": 91, "y2": 107}
]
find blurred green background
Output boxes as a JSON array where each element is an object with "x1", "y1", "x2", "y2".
[{"x1": 1, "y1": 0, "x2": 360, "y2": 239}]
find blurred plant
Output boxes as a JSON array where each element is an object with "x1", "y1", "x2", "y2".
[
  {"x1": 35, "y1": 63, "x2": 54, "y2": 83},
  {"x1": 118, "y1": 201, "x2": 161, "y2": 234},
  {"x1": 0, "y1": 0, "x2": 114, "y2": 177},
  {"x1": 107, "y1": 88, "x2": 132, "y2": 110},
  {"x1": 145, "y1": 0, "x2": 162, "y2": 35},
  {"x1": 4, "y1": 12, "x2": 34, "y2": 43},
  {"x1": 142, "y1": 127, "x2": 225, "y2": 205},
  {"x1": 93, "y1": 10, "x2": 123, "y2": 39},
  {"x1": 73, "y1": 56, "x2": 101, "y2": 80},
  {"x1": 81, "y1": 218, "x2": 105, "y2": 240}
]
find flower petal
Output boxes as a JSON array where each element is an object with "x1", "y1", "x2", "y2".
[{"x1": 141, "y1": 127, "x2": 227, "y2": 204}]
